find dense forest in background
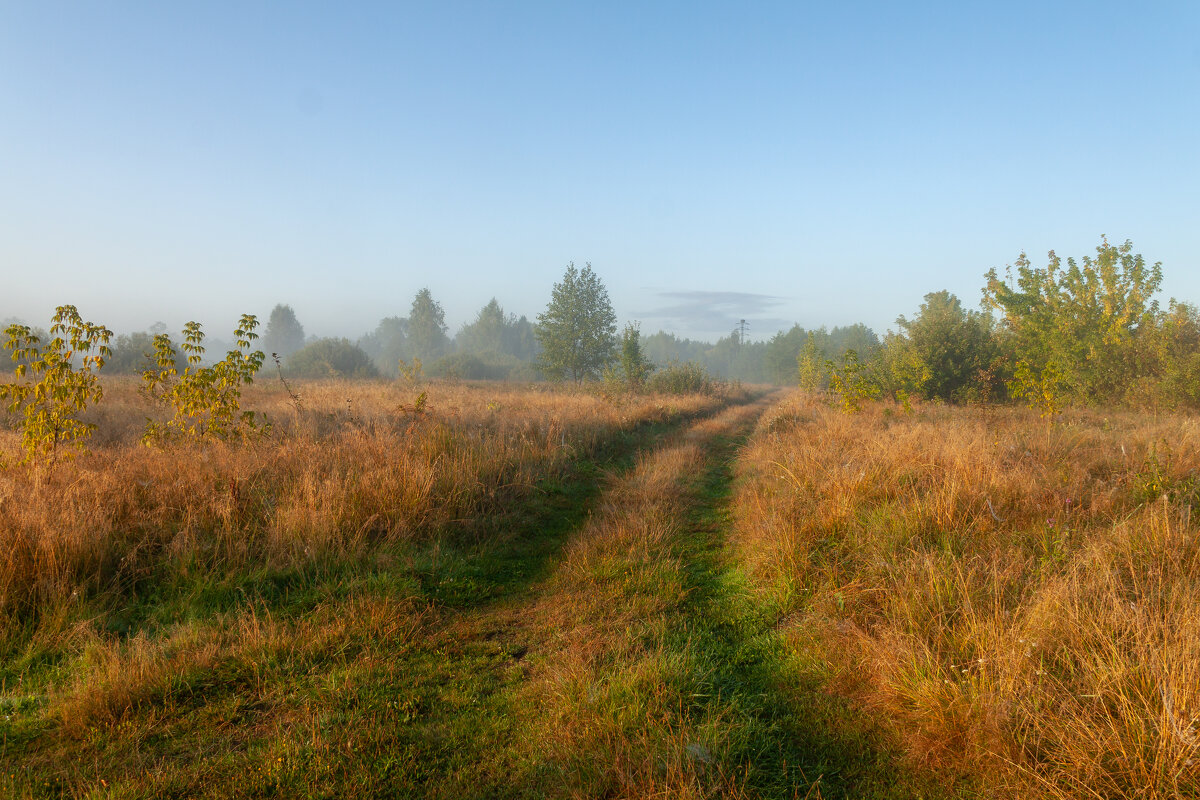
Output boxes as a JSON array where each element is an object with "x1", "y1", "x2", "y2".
[{"x1": 7, "y1": 238, "x2": 1200, "y2": 412}]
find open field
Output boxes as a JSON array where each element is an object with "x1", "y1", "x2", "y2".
[
  {"x1": 0, "y1": 378, "x2": 733, "y2": 797},
  {"x1": 1, "y1": 381, "x2": 1196, "y2": 798}
]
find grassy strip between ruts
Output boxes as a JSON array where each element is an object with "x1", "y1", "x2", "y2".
[
  {"x1": 490, "y1": 394, "x2": 965, "y2": 799},
  {"x1": 1, "y1": 388, "x2": 740, "y2": 799},
  {"x1": 415, "y1": 393, "x2": 963, "y2": 799}
]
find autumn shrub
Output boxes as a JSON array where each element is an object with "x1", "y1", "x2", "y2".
[
  {"x1": 141, "y1": 315, "x2": 267, "y2": 441},
  {"x1": 0, "y1": 305, "x2": 112, "y2": 463}
]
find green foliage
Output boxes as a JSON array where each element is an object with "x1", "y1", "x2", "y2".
[
  {"x1": 455, "y1": 299, "x2": 538, "y2": 362},
  {"x1": 141, "y1": 315, "x2": 267, "y2": 441},
  {"x1": 359, "y1": 316, "x2": 409, "y2": 376},
  {"x1": 796, "y1": 332, "x2": 825, "y2": 392},
  {"x1": 1131, "y1": 443, "x2": 1200, "y2": 511},
  {"x1": 107, "y1": 331, "x2": 187, "y2": 374},
  {"x1": 430, "y1": 353, "x2": 488, "y2": 380},
  {"x1": 260, "y1": 304, "x2": 306, "y2": 358},
  {"x1": 763, "y1": 326, "x2": 806, "y2": 384},
  {"x1": 616, "y1": 322, "x2": 653, "y2": 390},
  {"x1": 536, "y1": 262, "x2": 617, "y2": 383},
  {"x1": 704, "y1": 332, "x2": 769, "y2": 383},
  {"x1": 1140, "y1": 300, "x2": 1200, "y2": 410},
  {"x1": 285, "y1": 338, "x2": 378, "y2": 379},
  {"x1": 0, "y1": 305, "x2": 112, "y2": 463},
  {"x1": 826, "y1": 349, "x2": 880, "y2": 413},
  {"x1": 641, "y1": 331, "x2": 710, "y2": 367},
  {"x1": 896, "y1": 290, "x2": 998, "y2": 402},
  {"x1": 429, "y1": 351, "x2": 533, "y2": 381},
  {"x1": 1008, "y1": 358, "x2": 1065, "y2": 417},
  {"x1": 983, "y1": 237, "x2": 1162, "y2": 405},
  {"x1": 875, "y1": 333, "x2": 931, "y2": 411}
]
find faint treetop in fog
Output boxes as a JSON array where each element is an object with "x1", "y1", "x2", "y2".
[
  {"x1": 408, "y1": 288, "x2": 449, "y2": 361},
  {"x1": 457, "y1": 298, "x2": 538, "y2": 362},
  {"x1": 261, "y1": 304, "x2": 306, "y2": 358},
  {"x1": 358, "y1": 316, "x2": 408, "y2": 376}
]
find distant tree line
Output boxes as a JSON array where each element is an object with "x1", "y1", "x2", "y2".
[{"x1": 10, "y1": 237, "x2": 1199, "y2": 411}]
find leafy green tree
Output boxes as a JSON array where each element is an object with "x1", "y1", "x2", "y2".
[
  {"x1": 408, "y1": 288, "x2": 449, "y2": 361},
  {"x1": 615, "y1": 322, "x2": 654, "y2": 389},
  {"x1": 536, "y1": 262, "x2": 617, "y2": 383},
  {"x1": 107, "y1": 331, "x2": 160, "y2": 374},
  {"x1": 982, "y1": 237, "x2": 1162, "y2": 405},
  {"x1": 0, "y1": 306, "x2": 112, "y2": 463},
  {"x1": 764, "y1": 325, "x2": 807, "y2": 384},
  {"x1": 1009, "y1": 358, "x2": 1065, "y2": 416},
  {"x1": 896, "y1": 290, "x2": 997, "y2": 402},
  {"x1": 1155, "y1": 302, "x2": 1200, "y2": 408},
  {"x1": 875, "y1": 332, "x2": 931, "y2": 410},
  {"x1": 641, "y1": 331, "x2": 709, "y2": 367},
  {"x1": 827, "y1": 323, "x2": 880, "y2": 360},
  {"x1": 261, "y1": 304, "x2": 306, "y2": 358},
  {"x1": 286, "y1": 338, "x2": 378, "y2": 379},
  {"x1": 704, "y1": 333, "x2": 767, "y2": 383},
  {"x1": 457, "y1": 298, "x2": 506, "y2": 355}
]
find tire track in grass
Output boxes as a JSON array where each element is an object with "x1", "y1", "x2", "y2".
[
  {"x1": 504, "y1": 393, "x2": 961, "y2": 799},
  {"x1": 222, "y1": 394, "x2": 762, "y2": 799},
  {"x1": 2, "y1": 398, "x2": 737, "y2": 799}
]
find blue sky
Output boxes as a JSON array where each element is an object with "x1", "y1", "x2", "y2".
[{"x1": 2, "y1": 2, "x2": 1197, "y2": 342}]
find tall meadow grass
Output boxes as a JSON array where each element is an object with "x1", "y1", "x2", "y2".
[
  {"x1": 0, "y1": 378, "x2": 720, "y2": 657},
  {"x1": 735, "y1": 393, "x2": 1200, "y2": 798}
]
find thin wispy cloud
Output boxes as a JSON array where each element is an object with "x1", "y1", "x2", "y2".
[{"x1": 635, "y1": 291, "x2": 792, "y2": 339}]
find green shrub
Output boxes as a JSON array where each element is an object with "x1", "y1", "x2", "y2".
[
  {"x1": 647, "y1": 360, "x2": 720, "y2": 395},
  {"x1": 429, "y1": 351, "x2": 533, "y2": 381},
  {"x1": 107, "y1": 331, "x2": 187, "y2": 374},
  {"x1": 286, "y1": 338, "x2": 378, "y2": 379},
  {"x1": 826, "y1": 349, "x2": 880, "y2": 413}
]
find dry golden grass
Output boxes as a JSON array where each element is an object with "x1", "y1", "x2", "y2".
[
  {"x1": 735, "y1": 392, "x2": 1200, "y2": 798},
  {"x1": 0, "y1": 377, "x2": 721, "y2": 650}
]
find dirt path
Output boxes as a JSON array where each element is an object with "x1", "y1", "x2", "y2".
[
  {"x1": 366, "y1": 391, "x2": 907, "y2": 799},
  {"x1": 354, "y1": 395, "x2": 782, "y2": 797},
  {"x1": 389, "y1": 390, "x2": 946, "y2": 800}
]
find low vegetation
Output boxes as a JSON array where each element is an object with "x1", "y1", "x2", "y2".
[{"x1": 284, "y1": 337, "x2": 379, "y2": 379}]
